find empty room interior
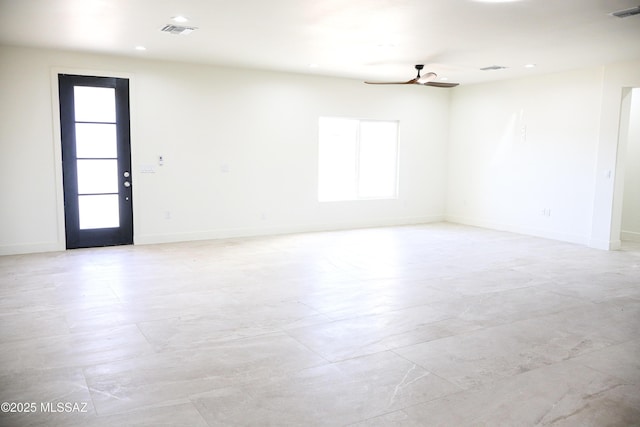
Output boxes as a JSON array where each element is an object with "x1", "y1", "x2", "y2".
[{"x1": 1, "y1": 0, "x2": 640, "y2": 425}]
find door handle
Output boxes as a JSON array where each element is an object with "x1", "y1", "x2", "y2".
[{"x1": 124, "y1": 181, "x2": 131, "y2": 188}]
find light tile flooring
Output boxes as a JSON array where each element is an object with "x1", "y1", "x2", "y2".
[{"x1": 1, "y1": 223, "x2": 639, "y2": 426}]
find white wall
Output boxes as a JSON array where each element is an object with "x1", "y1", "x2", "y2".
[
  {"x1": 0, "y1": 45, "x2": 450, "y2": 254},
  {"x1": 444, "y1": 60, "x2": 640, "y2": 249},
  {"x1": 0, "y1": 47, "x2": 61, "y2": 254},
  {"x1": 2, "y1": 44, "x2": 638, "y2": 255},
  {"x1": 445, "y1": 68, "x2": 604, "y2": 245},
  {"x1": 621, "y1": 88, "x2": 640, "y2": 241}
]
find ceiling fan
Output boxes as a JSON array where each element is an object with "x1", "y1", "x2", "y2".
[{"x1": 365, "y1": 64, "x2": 459, "y2": 88}]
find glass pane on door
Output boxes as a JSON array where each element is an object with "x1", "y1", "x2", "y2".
[
  {"x1": 78, "y1": 194, "x2": 120, "y2": 229},
  {"x1": 76, "y1": 159, "x2": 119, "y2": 194},
  {"x1": 74, "y1": 86, "x2": 116, "y2": 122},
  {"x1": 75, "y1": 123, "x2": 117, "y2": 158}
]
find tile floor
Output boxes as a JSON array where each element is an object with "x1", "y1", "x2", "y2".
[{"x1": 0, "y1": 223, "x2": 639, "y2": 426}]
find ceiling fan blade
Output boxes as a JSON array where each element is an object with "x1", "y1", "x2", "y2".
[
  {"x1": 364, "y1": 78, "x2": 418, "y2": 85},
  {"x1": 424, "y1": 81, "x2": 459, "y2": 88}
]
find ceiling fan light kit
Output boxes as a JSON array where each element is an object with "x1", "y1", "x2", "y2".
[
  {"x1": 364, "y1": 64, "x2": 459, "y2": 88},
  {"x1": 416, "y1": 71, "x2": 437, "y2": 84}
]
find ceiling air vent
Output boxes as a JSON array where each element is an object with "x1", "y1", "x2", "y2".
[
  {"x1": 611, "y1": 5, "x2": 640, "y2": 18},
  {"x1": 480, "y1": 65, "x2": 508, "y2": 71},
  {"x1": 160, "y1": 24, "x2": 198, "y2": 35}
]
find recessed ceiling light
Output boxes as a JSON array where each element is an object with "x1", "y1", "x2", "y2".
[
  {"x1": 172, "y1": 15, "x2": 189, "y2": 23},
  {"x1": 308, "y1": 63, "x2": 319, "y2": 68},
  {"x1": 135, "y1": 46, "x2": 146, "y2": 51},
  {"x1": 524, "y1": 63, "x2": 536, "y2": 68}
]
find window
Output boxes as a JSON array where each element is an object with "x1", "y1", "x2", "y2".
[{"x1": 318, "y1": 117, "x2": 398, "y2": 201}]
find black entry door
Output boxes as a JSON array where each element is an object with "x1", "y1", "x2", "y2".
[{"x1": 59, "y1": 74, "x2": 133, "y2": 249}]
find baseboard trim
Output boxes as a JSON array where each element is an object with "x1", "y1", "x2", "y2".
[
  {"x1": 445, "y1": 215, "x2": 589, "y2": 247},
  {"x1": 0, "y1": 241, "x2": 64, "y2": 256},
  {"x1": 134, "y1": 215, "x2": 444, "y2": 246},
  {"x1": 621, "y1": 230, "x2": 640, "y2": 242}
]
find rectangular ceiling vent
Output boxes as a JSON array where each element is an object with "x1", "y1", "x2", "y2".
[
  {"x1": 480, "y1": 65, "x2": 508, "y2": 71},
  {"x1": 611, "y1": 6, "x2": 640, "y2": 18},
  {"x1": 160, "y1": 24, "x2": 198, "y2": 35}
]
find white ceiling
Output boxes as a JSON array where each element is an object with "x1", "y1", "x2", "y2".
[{"x1": 1, "y1": 0, "x2": 639, "y2": 85}]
